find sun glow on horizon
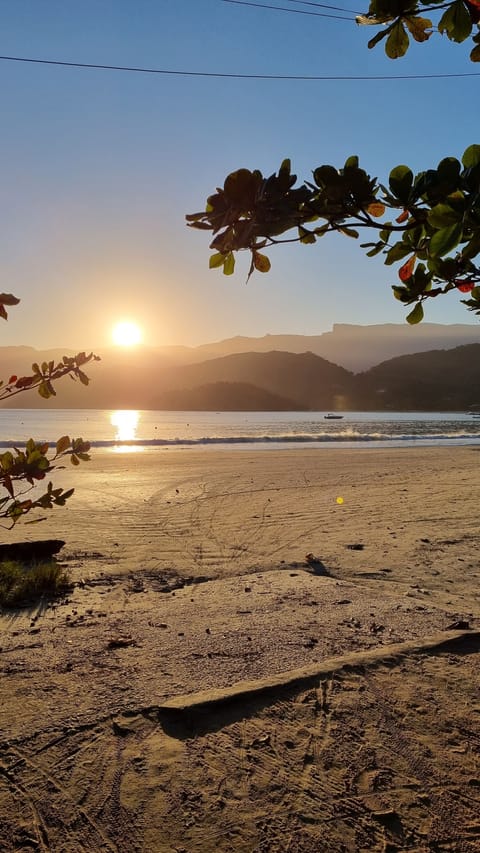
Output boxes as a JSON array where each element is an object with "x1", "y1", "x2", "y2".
[{"x1": 112, "y1": 321, "x2": 143, "y2": 347}]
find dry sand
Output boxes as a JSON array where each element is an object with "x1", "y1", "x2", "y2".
[{"x1": 0, "y1": 445, "x2": 479, "y2": 852}]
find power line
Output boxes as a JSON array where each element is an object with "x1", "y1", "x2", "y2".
[
  {"x1": 1, "y1": 54, "x2": 479, "y2": 81},
  {"x1": 283, "y1": 0, "x2": 360, "y2": 11},
  {"x1": 219, "y1": 0, "x2": 355, "y2": 20}
]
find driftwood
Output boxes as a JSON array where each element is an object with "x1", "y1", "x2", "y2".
[{"x1": 0, "y1": 540, "x2": 65, "y2": 563}]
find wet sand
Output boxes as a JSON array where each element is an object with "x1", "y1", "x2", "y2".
[{"x1": 1, "y1": 446, "x2": 479, "y2": 852}]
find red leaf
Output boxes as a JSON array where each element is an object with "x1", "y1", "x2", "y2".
[
  {"x1": 366, "y1": 201, "x2": 385, "y2": 218},
  {"x1": 396, "y1": 209, "x2": 409, "y2": 224},
  {"x1": 455, "y1": 280, "x2": 475, "y2": 293},
  {"x1": 399, "y1": 255, "x2": 416, "y2": 282},
  {"x1": 15, "y1": 376, "x2": 34, "y2": 388}
]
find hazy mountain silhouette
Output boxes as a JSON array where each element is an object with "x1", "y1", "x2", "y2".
[
  {"x1": 155, "y1": 323, "x2": 480, "y2": 372},
  {"x1": 150, "y1": 351, "x2": 353, "y2": 411},
  {"x1": 1, "y1": 329, "x2": 479, "y2": 411}
]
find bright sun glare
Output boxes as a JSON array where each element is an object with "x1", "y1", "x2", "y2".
[{"x1": 112, "y1": 321, "x2": 142, "y2": 347}]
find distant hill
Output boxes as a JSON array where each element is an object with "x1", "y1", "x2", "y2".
[
  {"x1": 355, "y1": 344, "x2": 480, "y2": 411},
  {"x1": 155, "y1": 382, "x2": 304, "y2": 411},
  {"x1": 151, "y1": 351, "x2": 354, "y2": 411}
]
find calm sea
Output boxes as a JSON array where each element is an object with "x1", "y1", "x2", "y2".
[{"x1": 0, "y1": 409, "x2": 479, "y2": 450}]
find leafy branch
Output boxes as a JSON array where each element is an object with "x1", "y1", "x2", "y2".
[
  {"x1": 0, "y1": 349, "x2": 100, "y2": 401},
  {"x1": 0, "y1": 436, "x2": 92, "y2": 528},
  {"x1": 186, "y1": 145, "x2": 480, "y2": 325},
  {"x1": 0, "y1": 293, "x2": 99, "y2": 525},
  {"x1": 356, "y1": 0, "x2": 480, "y2": 61}
]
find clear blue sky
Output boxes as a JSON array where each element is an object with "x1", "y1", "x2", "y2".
[{"x1": 0, "y1": 0, "x2": 479, "y2": 350}]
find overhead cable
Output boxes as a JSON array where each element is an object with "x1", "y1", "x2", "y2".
[
  {"x1": 283, "y1": 0, "x2": 360, "y2": 11},
  {"x1": 219, "y1": 0, "x2": 355, "y2": 20},
  {"x1": 285, "y1": 0, "x2": 359, "y2": 10},
  {"x1": 1, "y1": 54, "x2": 479, "y2": 81}
]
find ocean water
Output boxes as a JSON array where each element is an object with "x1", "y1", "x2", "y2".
[{"x1": 0, "y1": 409, "x2": 479, "y2": 450}]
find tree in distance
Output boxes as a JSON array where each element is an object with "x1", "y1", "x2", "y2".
[
  {"x1": 0, "y1": 293, "x2": 98, "y2": 528},
  {"x1": 187, "y1": 3, "x2": 480, "y2": 324}
]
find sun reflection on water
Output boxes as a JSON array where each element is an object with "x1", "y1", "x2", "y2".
[{"x1": 110, "y1": 410, "x2": 142, "y2": 452}]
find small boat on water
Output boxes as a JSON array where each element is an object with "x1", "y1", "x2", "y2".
[{"x1": 324, "y1": 413, "x2": 344, "y2": 419}]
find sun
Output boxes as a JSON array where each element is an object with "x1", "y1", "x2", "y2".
[{"x1": 112, "y1": 321, "x2": 143, "y2": 347}]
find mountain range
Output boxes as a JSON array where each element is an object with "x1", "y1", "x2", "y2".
[
  {"x1": 1, "y1": 324, "x2": 480, "y2": 411},
  {"x1": 158, "y1": 322, "x2": 480, "y2": 372}
]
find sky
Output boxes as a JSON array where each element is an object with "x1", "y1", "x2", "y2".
[{"x1": 0, "y1": 0, "x2": 479, "y2": 351}]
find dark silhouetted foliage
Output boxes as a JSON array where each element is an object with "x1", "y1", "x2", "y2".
[{"x1": 0, "y1": 293, "x2": 98, "y2": 527}]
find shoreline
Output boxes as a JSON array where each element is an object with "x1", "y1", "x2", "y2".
[{"x1": 0, "y1": 408, "x2": 479, "y2": 453}]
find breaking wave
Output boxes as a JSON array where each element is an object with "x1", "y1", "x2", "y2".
[{"x1": 1, "y1": 431, "x2": 479, "y2": 449}]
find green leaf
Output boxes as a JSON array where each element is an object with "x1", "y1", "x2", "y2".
[
  {"x1": 366, "y1": 242, "x2": 385, "y2": 257},
  {"x1": 223, "y1": 252, "x2": 235, "y2": 275},
  {"x1": 0, "y1": 451, "x2": 14, "y2": 472},
  {"x1": 344, "y1": 155, "x2": 359, "y2": 169},
  {"x1": 388, "y1": 165, "x2": 413, "y2": 203},
  {"x1": 438, "y1": 0, "x2": 472, "y2": 42},
  {"x1": 461, "y1": 231, "x2": 480, "y2": 261},
  {"x1": 313, "y1": 165, "x2": 339, "y2": 188},
  {"x1": 427, "y1": 204, "x2": 460, "y2": 229},
  {"x1": 298, "y1": 226, "x2": 316, "y2": 244},
  {"x1": 437, "y1": 157, "x2": 461, "y2": 184},
  {"x1": 392, "y1": 285, "x2": 410, "y2": 303},
  {"x1": 385, "y1": 242, "x2": 412, "y2": 264},
  {"x1": 406, "y1": 302, "x2": 424, "y2": 325},
  {"x1": 429, "y1": 222, "x2": 463, "y2": 257},
  {"x1": 209, "y1": 252, "x2": 226, "y2": 269},
  {"x1": 428, "y1": 256, "x2": 457, "y2": 279},
  {"x1": 223, "y1": 169, "x2": 257, "y2": 203},
  {"x1": 56, "y1": 435, "x2": 71, "y2": 455},
  {"x1": 38, "y1": 381, "x2": 52, "y2": 400},
  {"x1": 385, "y1": 21, "x2": 409, "y2": 59},
  {"x1": 338, "y1": 226, "x2": 359, "y2": 239},
  {"x1": 462, "y1": 144, "x2": 480, "y2": 168}
]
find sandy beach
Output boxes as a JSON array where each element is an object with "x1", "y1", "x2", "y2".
[{"x1": 1, "y1": 446, "x2": 479, "y2": 852}]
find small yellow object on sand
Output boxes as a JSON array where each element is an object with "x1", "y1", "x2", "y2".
[{"x1": 336, "y1": 496, "x2": 344, "y2": 505}]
